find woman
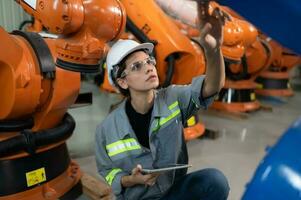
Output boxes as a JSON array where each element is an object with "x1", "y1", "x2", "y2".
[{"x1": 95, "y1": 5, "x2": 229, "y2": 200}]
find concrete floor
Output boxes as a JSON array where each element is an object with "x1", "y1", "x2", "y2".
[{"x1": 69, "y1": 81, "x2": 301, "y2": 200}]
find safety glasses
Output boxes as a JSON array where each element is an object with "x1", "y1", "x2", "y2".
[{"x1": 120, "y1": 56, "x2": 156, "y2": 78}]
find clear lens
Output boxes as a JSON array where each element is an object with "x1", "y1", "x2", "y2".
[
  {"x1": 131, "y1": 62, "x2": 144, "y2": 71},
  {"x1": 130, "y1": 57, "x2": 156, "y2": 72},
  {"x1": 120, "y1": 56, "x2": 156, "y2": 78},
  {"x1": 147, "y1": 57, "x2": 156, "y2": 66}
]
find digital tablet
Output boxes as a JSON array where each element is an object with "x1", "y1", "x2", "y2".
[{"x1": 141, "y1": 164, "x2": 192, "y2": 174}]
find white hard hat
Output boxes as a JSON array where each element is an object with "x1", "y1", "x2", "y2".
[{"x1": 106, "y1": 39, "x2": 154, "y2": 86}]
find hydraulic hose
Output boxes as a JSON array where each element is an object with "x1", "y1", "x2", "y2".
[
  {"x1": 0, "y1": 118, "x2": 34, "y2": 132},
  {"x1": 126, "y1": 17, "x2": 157, "y2": 58},
  {"x1": 162, "y1": 54, "x2": 176, "y2": 87},
  {"x1": 226, "y1": 55, "x2": 249, "y2": 80},
  {"x1": 0, "y1": 113, "x2": 75, "y2": 157}
]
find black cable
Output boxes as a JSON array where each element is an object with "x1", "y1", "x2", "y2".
[
  {"x1": 0, "y1": 113, "x2": 75, "y2": 157},
  {"x1": 162, "y1": 54, "x2": 176, "y2": 87},
  {"x1": 0, "y1": 118, "x2": 34, "y2": 132}
]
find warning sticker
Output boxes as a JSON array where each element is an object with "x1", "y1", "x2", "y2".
[
  {"x1": 250, "y1": 93, "x2": 256, "y2": 101},
  {"x1": 26, "y1": 167, "x2": 47, "y2": 187},
  {"x1": 256, "y1": 84, "x2": 263, "y2": 89},
  {"x1": 24, "y1": 0, "x2": 37, "y2": 10},
  {"x1": 187, "y1": 116, "x2": 196, "y2": 126}
]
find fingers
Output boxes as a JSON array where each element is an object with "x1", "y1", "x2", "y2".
[
  {"x1": 212, "y1": 7, "x2": 229, "y2": 26},
  {"x1": 144, "y1": 173, "x2": 157, "y2": 180},
  {"x1": 222, "y1": 10, "x2": 232, "y2": 22},
  {"x1": 205, "y1": 34, "x2": 217, "y2": 49},
  {"x1": 132, "y1": 164, "x2": 142, "y2": 175},
  {"x1": 200, "y1": 23, "x2": 212, "y2": 39},
  {"x1": 151, "y1": 172, "x2": 160, "y2": 177},
  {"x1": 145, "y1": 175, "x2": 157, "y2": 186},
  {"x1": 137, "y1": 164, "x2": 142, "y2": 171},
  {"x1": 197, "y1": 0, "x2": 210, "y2": 20},
  {"x1": 143, "y1": 172, "x2": 160, "y2": 186},
  {"x1": 212, "y1": 7, "x2": 223, "y2": 25}
]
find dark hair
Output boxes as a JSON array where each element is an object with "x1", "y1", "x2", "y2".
[
  {"x1": 111, "y1": 61, "x2": 129, "y2": 96},
  {"x1": 112, "y1": 49, "x2": 149, "y2": 96}
]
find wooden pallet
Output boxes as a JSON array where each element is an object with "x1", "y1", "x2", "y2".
[{"x1": 81, "y1": 173, "x2": 114, "y2": 200}]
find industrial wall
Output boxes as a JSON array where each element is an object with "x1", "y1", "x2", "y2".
[{"x1": 0, "y1": 1, "x2": 30, "y2": 32}]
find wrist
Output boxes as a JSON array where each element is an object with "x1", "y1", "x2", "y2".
[
  {"x1": 121, "y1": 175, "x2": 133, "y2": 187},
  {"x1": 121, "y1": 174, "x2": 139, "y2": 187}
]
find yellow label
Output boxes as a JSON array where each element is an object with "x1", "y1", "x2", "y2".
[
  {"x1": 256, "y1": 84, "x2": 263, "y2": 89},
  {"x1": 187, "y1": 116, "x2": 196, "y2": 127},
  {"x1": 250, "y1": 93, "x2": 256, "y2": 101},
  {"x1": 26, "y1": 167, "x2": 47, "y2": 187}
]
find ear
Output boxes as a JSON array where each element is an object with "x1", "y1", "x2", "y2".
[{"x1": 116, "y1": 78, "x2": 129, "y2": 90}]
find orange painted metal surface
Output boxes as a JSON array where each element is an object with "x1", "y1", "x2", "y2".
[
  {"x1": 184, "y1": 123, "x2": 205, "y2": 141},
  {"x1": 26, "y1": 20, "x2": 43, "y2": 32},
  {"x1": 167, "y1": 1, "x2": 258, "y2": 63},
  {"x1": 255, "y1": 38, "x2": 301, "y2": 97},
  {"x1": 0, "y1": 28, "x2": 81, "y2": 199},
  {"x1": 225, "y1": 79, "x2": 258, "y2": 89},
  {"x1": 0, "y1": 161, "x2": 81, "y2": 200},
  {"x1": 211, "y1": 79, "x2": 260, "y2": 113},
  {"x1": 212, "y1": 101, "x2": 261, "y2": 113},
  {"x1": 101, "y1": 66, "x2": 117, "y2": 93},
  {"x1": 1, "y1": 0, "x2": 126, "y2": 198},
  {"x1": 266, "y1": 38, "x2": 300, "y2": 70},
  {"x1": 121, "y1": 0, "x2": 206, "y2": 85},
  {"x1": 155, "y1": 1, "x2": 266, "y2": 113},
  {"x1": 0, "y1": 28, "x2": 42, "y2": 120},
  {"x1": 228, "y1": 38, "x2": 272, "y2": 77},
  {"x1": 18, "y1": 0, "x2": 126, "y2": 65}
]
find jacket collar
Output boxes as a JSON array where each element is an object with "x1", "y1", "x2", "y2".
[{"x1": 115, "y1": 89, "x2": 171, "y2": 138}]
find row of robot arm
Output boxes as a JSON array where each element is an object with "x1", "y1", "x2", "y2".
[{"x1": 155, "y1": 0, "x2": 300, "y2": 82}]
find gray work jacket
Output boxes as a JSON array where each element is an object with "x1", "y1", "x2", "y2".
[{"x1": 95, "y1": 75, "x2": 215, "y2": 200}]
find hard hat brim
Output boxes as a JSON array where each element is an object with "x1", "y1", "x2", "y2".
[{"x1": 113, "y1": 42, "x2": 154, "y2": 66}]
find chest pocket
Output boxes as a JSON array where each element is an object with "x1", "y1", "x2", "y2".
[
  {"x1": 152, "y1": 101, "x2": 181, "y2": 132},
  {"x1": 151, "y1": 101, "x2": 183, "y2": 165},
  {"x1": 105, "y1": 138, "x2": 142, "y2": 161}
]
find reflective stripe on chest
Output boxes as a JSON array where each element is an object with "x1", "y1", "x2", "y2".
[
  {"x1": 106, "y1": 138, "x2": 141, "y2": 157},
  {"x1": 152, "y1": 101, "x2": 180, "y2": 132}
]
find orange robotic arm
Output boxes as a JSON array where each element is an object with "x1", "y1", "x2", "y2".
[
  {"x1": 155, "y1": 0, "x2": 258, "y2": 63},
  {"x1": 154, "y1": 0, "x2": 272, "y2": 112},
  {"x1": 254, "y1": 35, "x2": 301, "y2": 97},
  {"x1": 163, "y1": 1, "x2": 272, "y2": 80},
  {"x1": 16, "y1": 0, "x2": 126, "y2": 68},
  {"x1": 223, "y1": 6, "x2": 301, "y2": 97},
  {"x1": 120, "y1": 0, "x2": 206, "y2": 86},
  {"x1": 0, "y1": 0, "x2": 125, "y2": 199}
]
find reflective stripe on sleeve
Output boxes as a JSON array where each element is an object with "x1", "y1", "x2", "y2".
[
  {"x1": 168, "y1": 101, "x2": 179, "y2": 110},
  {"x1": 159, "y1": 109, "x2": 180, "y2": 126},
  {"x1": 105, "y1": 168, "x2": 122, "y2": 185}
]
